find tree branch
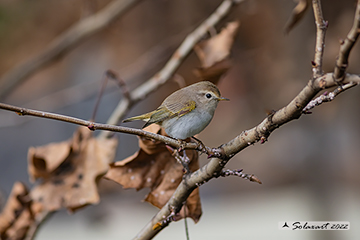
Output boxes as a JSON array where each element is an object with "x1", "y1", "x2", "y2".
[
  {"x1": 302, "y1": 81, "x2": 359, "y2": 112},
  {"x1": 0, "y1": 0, "x2": 141, "y2": 99},
  {"x1": 333, "y1": 0, "x2": 360, "y2": 82},
  {"x1": 221, "y1": 73, "x2": 360, "y2": 157},
  {"x1": 132, "y1": 71, "x2": 360, "y2": 240},
  {"x1": 0, "y1": 102, "x2": 199, "y2": 151},
  {"x1": 312, "y1": 0, "x2": 327, "y2": 78}
]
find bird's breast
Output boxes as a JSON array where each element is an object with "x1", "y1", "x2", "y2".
[{"x1": 162, "y1": 110, "x2": 213, "y2": 139}]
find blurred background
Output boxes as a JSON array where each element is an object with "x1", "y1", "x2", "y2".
[{"x1": 0, "y1": 0, "x2": 359, "y2": 239}]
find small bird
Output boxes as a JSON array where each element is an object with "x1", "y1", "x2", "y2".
[{"x1": 123, "y1": 81, "x2": 229, "y2": 140}]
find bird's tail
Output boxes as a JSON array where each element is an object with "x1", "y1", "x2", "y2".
[{"x1": 122, "y1": 111, "x2": 154, "y2": 123}]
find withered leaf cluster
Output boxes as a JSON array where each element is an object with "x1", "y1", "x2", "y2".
[
  {"x1": 0, "y1": 127, "x2": 117, "y2": 239},
  {"x1": 28, "y1": 127, "x2": 117, "y2": 212},
  {"x1": 105, "y1": 125, "x2": 202, "y2": 222}
]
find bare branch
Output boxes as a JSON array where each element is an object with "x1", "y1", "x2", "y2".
[
  {"x1": 106, "y1": 70, "x2": 131, "y2": 101},
  {"x1": 0, "y1": 102, "x2": 198, "y2": 151},
  {"x1": 303, "y1": 81, "x2": 359, "y2": 113},
  {"x1": 91, "y1": 72, "x2": 110, "y2": 121},
  {"x1": 219, "y1": 169, "x2": 262, "y2": 184},
  {"x1": 0, "y1": 0, "x2": 141, "y2": 99},
  {"x1": 333, "y1": 0, "x2": 360, "y2": 82},
  {"x1": 221, "y1": 73, "x2": 360, "y2": 158},
  {"x1": 312, "y1": 0, "x2": 327, "y2": 78}
]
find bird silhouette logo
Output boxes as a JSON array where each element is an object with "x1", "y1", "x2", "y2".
[{"x1": 282, "y1": 222, "x2": 290, "y2": 228}]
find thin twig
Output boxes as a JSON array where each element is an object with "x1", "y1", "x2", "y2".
[
  {"x1": 106, "y1": 70, "x2": 131, "y2": 101},
  {"x1": 333, "y1": 0, "x2": 360, "y2": 82},
  {"x1": 302, "y1": 81, "x2": 359, "y2": 112},
  {"x1": 171, "y1": 149, "x2": 191, "y2": 174},
  {"x1": 91, "y1": 72, "x2": 109, "y2": 121},
  {"x1": 183, "y1": 201, "x2": 190, "y2": 240},
  {"x1": 0, "y1": 0, "x2": 141, "y2": 99},
  {"x1": 219, "y1": 169, "x2": 262, "y2": 184},
  {"x1": 99, "y1": 0, "x2": 242, "y2": 140},
  {"x1": 0, "y1": 102, "x2": 200, "y2": 151},
  {"x1": 312, "y1": 0, "x2": 327, "y2": 78}
]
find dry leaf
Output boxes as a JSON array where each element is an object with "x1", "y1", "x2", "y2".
[
  {"x1": 193, "y1": 59, "x2": 232, "y2": 84},
  {"x1": 105, "y1": 124, "x2": 202, "y2": 222},
  {"x1": 284, "y1": 0, "x2": 311, "y2": 34},
  {"x1": 194, "y1": 21, "x2": 239, "y2": 84},
  {"x1": 28, "y1": 127, "x2": 118, "y2": 212},
  {"x1": 0, "y1": 182, "x2": 42, "y2": 240},
  {"x1": 195, "y1": 21, "x2": 239, "y2": 68},
  {"x1": 28, "y1": 141, "x2": 70, "y2": 181}
]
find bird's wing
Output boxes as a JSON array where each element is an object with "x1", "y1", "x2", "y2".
[
  {"x1": 164, "y1": 100, "x2": 196, "y2": 117},
  {"x1": 143, "y1": 100, "x2": 196, "y2": 128},
  {"x1": 142, "y1": 107, "x2": 171, "y2": 128}
]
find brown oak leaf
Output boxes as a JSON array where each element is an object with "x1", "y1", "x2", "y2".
[
  {"x1": 105, "y1": 124, "x2": 202, "y2": 222},
  {"x1": 194, "y1": 21, "x2": 239, "y2": 84},
  {"x1": 0, "y1": 182, "x2": 42, "y2": 240},
  {"x1": 28, "y1": 127, "x2": 118, "y2": 212}
]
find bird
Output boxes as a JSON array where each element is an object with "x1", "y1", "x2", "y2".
[{"x1": 123, "y1": 81, "x2": 229, "y2": 140}]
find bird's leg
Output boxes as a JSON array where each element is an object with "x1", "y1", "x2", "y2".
[{"x1": 191, "y1": 136, "x2": 214, "y2": 156}]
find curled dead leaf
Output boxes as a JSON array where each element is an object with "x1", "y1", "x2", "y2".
[
  {"x1": 28, "y1": 142, "x2": 70, "y2": 181},
  {"x1": 194, "y1": 21, "x2": 239, "y2": 68},
  {"x1": 194, "y1": 21, "x2": 239, "y2": 84},
  {"x1": 28, "y1": 127, "x2": 118, "y2": 212},
  {"x1": 193, "y1": 59, "x2": 232, "y2": 83},
  {"x1": 105, "y1": 124, "x2": 202, "y2": 222}
]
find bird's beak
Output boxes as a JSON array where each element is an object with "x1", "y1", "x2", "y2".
[{"x1": 218, "y1": 97, "x2": 230, "y2": 101}]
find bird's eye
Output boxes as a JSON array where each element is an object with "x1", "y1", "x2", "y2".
[{"x1": 205, "y1": 93, "x2": 212, "y2": 99}]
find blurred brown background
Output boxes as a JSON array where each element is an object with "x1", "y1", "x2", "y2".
[{"x1": 0, "y1": 0, "x2": 359, "y2": 239}]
